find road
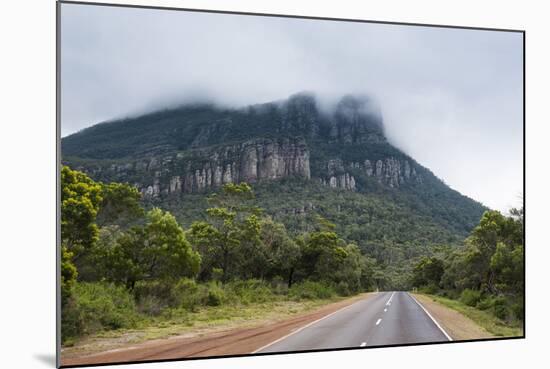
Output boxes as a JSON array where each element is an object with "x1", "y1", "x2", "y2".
[
  {"x1": 255, "y1": 291, "x2": 451, "y2": 353},
  {"x1": 62, "y1": 292, "x2": 452, "y2": 366}
]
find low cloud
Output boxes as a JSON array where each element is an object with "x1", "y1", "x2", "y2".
[{"x1": 60, "y1": 3, "x2": 523, "y2": 212}]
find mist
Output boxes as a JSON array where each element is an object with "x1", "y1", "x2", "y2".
[{"x1": 60, "y1": 3, "x2": 523, "y2": 213}]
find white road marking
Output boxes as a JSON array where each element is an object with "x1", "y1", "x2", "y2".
[
  {"x1": 360, "y1": 342, "x2": 367, "y2": 347},
  {"x1": 384, "y1": 308, "x2": 387, "y2": 312},
  {"x1": 385, "y1": 291, "x2": 396, "y2": 306},
  {"x1": 407, "y1": 293, "x2": 453, "y2": 341},
  {"x1": 251, "y1": 295, "x2": 370, "y2": 353},
  {"x1": 376, "y1": 318, "x2": 382, "y2": 325}
]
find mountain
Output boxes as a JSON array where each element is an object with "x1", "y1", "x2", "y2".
[{"x1": 62, "y1": 92, "x2": 486, "y2": 265}]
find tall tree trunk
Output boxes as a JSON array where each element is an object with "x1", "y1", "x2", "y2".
[
  {"x1": 222, "y1": 248, "x2": 229, "y2": 284},
  {"x1": 287, "y1": 267, "x2": 294, "y2": 288}
]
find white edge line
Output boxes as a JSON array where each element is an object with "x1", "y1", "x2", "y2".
[
  {"x1": 251, "y1": 294, "x2": 374, "y2": 353},
  {"x1": 407, "y1": 293, "x2": 453, "y2": 341}
]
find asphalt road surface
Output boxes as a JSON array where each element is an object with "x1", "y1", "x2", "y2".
[{"x1": 256, "y1": 291, "x2": 451, "y2": 353}]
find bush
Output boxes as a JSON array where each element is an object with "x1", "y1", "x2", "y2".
[
  {"x1": 460, "y1": 288, "x2": 482, "y2": 307},
  {"x1": 289, "y1": 281, "x2": 336, "y2": 300},
  {"x1": 270, "y1": 277, "x2": 289, "y2": 296},
  {"x1": 62, "y1": 282, "x2": 140, "y2": 344},
  {"x1": 511, "y1": 302, "x2": 524, "y2": 321},
  {"x1": 418, "y1": 283, "x2": 439, "y2": 295},
  {"x1": 335, "y1": 281, "x2": 351, "y2": 296},
  {"x1": 225, "y1": 280, "x2": 276, "y2": 305},
  {"x1": 136, "y1": 295, "x2": 165, "y2": 316},
  {"x1": 476, "y1": 295, "x2": 514, "y2": 321},
  {"x1": 205, "y1": 282, "x2": 225, "y2": 306},
  {"x1": 134, "y1": 280, "x2": 179, "y2": 314},
  {"x1": 172, "y1": 278, "x2": 201, "y2": 310},
  {"x1": 492, "y1": 297, "x2": 508, "y2": 320},
  {"x1": 476, "y1": 296, "x2": 494, "y2": 310}
]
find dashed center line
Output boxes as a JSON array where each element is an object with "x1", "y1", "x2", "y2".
[
  {"x1": 376, "y1": 318, "x2": 382, "y2": 325},
  {"x1": 385, "y1": 291, "x2": 396, "y2": 306},
  {"x1": 384, "y1": 308, "x2": 387, "y2": 312},
  {"x1": 360, "y1": 342, "x2": 367, "y2": 347}
]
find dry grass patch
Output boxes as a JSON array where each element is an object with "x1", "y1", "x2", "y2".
[{"x1": 413, "y1": 293, "x2": 522, "y2": 339}]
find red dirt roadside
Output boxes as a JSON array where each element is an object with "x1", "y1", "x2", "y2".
[{"x1": 61, "y1": 293, "x2": 373, "y2": 366}]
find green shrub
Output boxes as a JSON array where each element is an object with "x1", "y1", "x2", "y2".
[
  {"x1": 335, "y1": 281, "x2": 351, "y2": 296},
  {"x1": 172, "y1": 278, "x2": 200, "y2": 310},
  {"x1": 476, "y1": 296, "x2": 494, "y2": 310},
  {"x1": 289, "y1": 281, "x2": 336, "y2": 300},
  {"x1": 441, "y1": 289, "x2": 460, "y2": 300},
  {"x1": 511, "y1": 302, "x2": 524, "y2": 321},
  {"x1": 225, "y1": 279, "x2": 275, "y2": 305},
  {"x1": 270, "y1": 278, "x2": 289, "y2": 296},
  {"x1": 205, "y1": 282, "x2": 225, "y2": 306},
  {"x1": 460, "y1": 288, "x2": 482, "y2": 307},
  {"x1": 136, "y1": 295, "x2": 165, "y2": 316},
  {"x1": 418, "y1": 283, "x2": 439, "y2": 295},
  {"x1": 476, "y1": 295, "x2": 517, "y2": 322},
  {"x1": 492, "y1": 297, "x2": 508, "y2": 320},
  {"x1": 211, "y1": 268, "x2": 224, "y2": 282},
  {"x1": 134, "y1": 280, "x2": 178, "y2": 314},
  {"x1": 62, "y1": 282, "x2": 140, "y2": 344}
]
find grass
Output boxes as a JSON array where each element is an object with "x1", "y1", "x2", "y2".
[
  {"x1": 420, "y1": 294, "x2": 523, "y2": 338},
  {"x1": 62, "y1": 279, "x2": 343, "y2": 346},
  {"x1": 61, "y1": 296, "x2": 349, "y2": 358}
]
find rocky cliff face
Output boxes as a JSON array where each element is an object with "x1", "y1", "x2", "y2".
[
  {"x1": 80, "y1": 138, "x2": 311, "y2": 198},
  {"x1": 317, "y1": 157, "x2": 421, "y2": 191},
  {"x1": 64, "y1": 92, "x2": 423, "y2": 199},
  {"x1": 61, "y1": 92, "x2": 487, "y2": 243},
  {"x1": 364, "y1": 157, "x2": 422, "y2": 187}
]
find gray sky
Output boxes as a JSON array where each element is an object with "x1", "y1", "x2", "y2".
[{"x1": 60, "y1": 3, "x2": 523, "y2": 213}]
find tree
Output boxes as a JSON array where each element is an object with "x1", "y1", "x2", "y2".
[
  {"x1": 61, "y1": 166, "x2": 147, "y2": 281},
  {"x1": 412, "y1": 256, "x2": 444, "y2": 288},
  {"x1": 100, "y1": 208, "x2": 201, "y2": 289},
  {"x1": 236, "y1": 214, "x2": 264, "y2": 279},
  {"x1": 298, "y1": 229, "x2": 350, "y2": 284},
  {"x1": 188, "y1": 183, "x2": 262, "y2": 282},
  {"x1": 463, "y1": 210, "x2": 523, "y2": 293},
  {"x1": 96, "y1": 182, "x2": 144, "y2": 227},
  {"x1": 61, "y1": 166, "x2": 102, "y2": 259},
  {"x1": 144, "y1": 208, "x2": 201, "y2": 280},
  {"x1": 259, "y1": 218, "x2": 301, "y2": 287},
  {"x1": 440, "y1": 207, "x2": 524, "y2": 301},
  {"x1": 490, "y1": 242, "x2": 524, "y2": 295},
  {"x1": 333, "y1": 243, "x2": 365, "y2": 294},
  {"x1": 60, "y1": 246, "x2": 77, "y2": 306}
]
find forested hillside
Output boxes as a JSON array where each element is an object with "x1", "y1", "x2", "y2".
[
  {"x1": 62, "y1": 93, "x2": 486, "y2": 283},
  {"x1": 60, "y1": 93, "x2": 522, "y2": 345}
]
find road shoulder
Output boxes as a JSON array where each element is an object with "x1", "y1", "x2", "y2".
[
  {"x1": 61, "y1": 292, "x2": 374, "y2": 366},
  {"x1": 412, "y1": 293, "x2": 494, "y2": 340}
]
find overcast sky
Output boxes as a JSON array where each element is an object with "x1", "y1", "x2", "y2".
[{"x1": 60, "y1": 3, "x2": 523, "y2": 213}]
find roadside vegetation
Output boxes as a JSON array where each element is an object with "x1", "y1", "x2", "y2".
[
  {"x1": 61, "y1": 166, "x2": 377, "y2": 345},
  {"x1": 411, "y1": 207, "x2": 524, "y2": 334},
  {"x1": 417, "y1": 294, "x2": 522, "y2": 337},
  {"x1": 61, "y1": 165, "x2": 523, "y2": 346}
]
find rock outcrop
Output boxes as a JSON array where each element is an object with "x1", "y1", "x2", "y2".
[
  {"x1": 364, "y1": 157, "x2": 421, "y2": 187},
  {"x1": 82, "y1": 138, "x2": 311, "y2": 198},
  {"x1": 318, "y1": 159, "x2": 357, "y2": 191},
  {"x1": 319, "y1": 157, "x2": 421, "y2": 190}
]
